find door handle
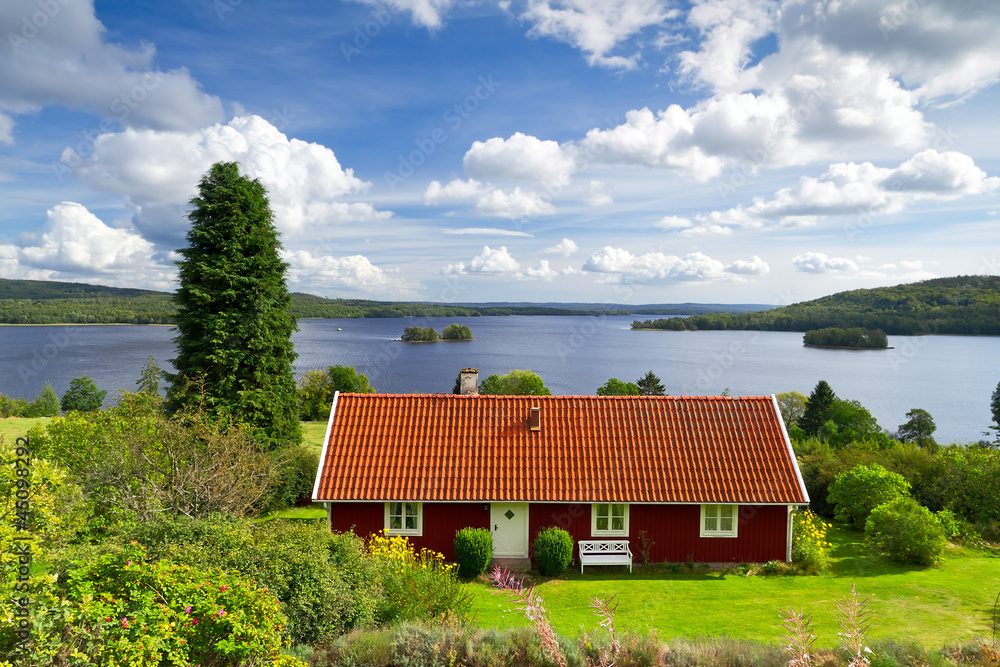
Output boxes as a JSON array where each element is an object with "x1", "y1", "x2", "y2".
[{"x1": 494, "y1": 524, "x2": 498, "y2": 531}]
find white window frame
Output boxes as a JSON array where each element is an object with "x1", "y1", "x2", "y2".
[
  {"x1": 591, "y1": 503, "x2": 629, "y2": 537},
  {"x1": 700, "y1": 504, "x2": 738, "y2": 538},
  {"x1": 384, "y1": 502, "x2": 422, "y2": 536}
]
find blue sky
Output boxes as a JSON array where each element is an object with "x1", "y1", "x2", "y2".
[{"x1": 1, "y1": 0, "x2": 998, "y2": 304}]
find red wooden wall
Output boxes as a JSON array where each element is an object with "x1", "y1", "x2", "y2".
[{"x1": 328, "y1": 502, "x2": 790, "y2": 563}]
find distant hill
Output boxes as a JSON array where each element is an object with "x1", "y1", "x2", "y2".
[
  {"x1": 633, "y1": 276, "x2": 1000, "y2": 335},
  {"x1": 0, "y1": 278, "x2": 764, "y2": 324}
]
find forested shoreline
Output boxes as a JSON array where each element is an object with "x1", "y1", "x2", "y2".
[{"x1": 632, "y1": 276, "x2": 1000, "y2": 336}]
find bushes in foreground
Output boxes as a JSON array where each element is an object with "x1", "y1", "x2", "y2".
[{"x1": 866, "y1": 497, "x2": 948, "y2": 565}]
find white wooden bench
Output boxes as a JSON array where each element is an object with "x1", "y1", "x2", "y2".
[{"x1": 578, "y1": 540, "x2": 633, "y2": 573}]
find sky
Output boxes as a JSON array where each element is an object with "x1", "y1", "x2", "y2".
[{"x1": 1, "y1": 0, "x2": 998, "y2": 305}]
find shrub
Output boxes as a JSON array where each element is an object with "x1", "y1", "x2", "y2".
[
  {"x1": 865, "y1": 496, "x2": 947, "y2": 565},
  {"x1": 455, "y1": 527, "x2": 493, "y2": 578},
  {"x1": 533, "y1": 526, "x2": 574, "y2": 577},
  {"x1": 828, "y1": 463, "x2": 911, "y2": 529},
  {"x1": 264, "y1": 443, "x2": 320, "y2": 511},
  {"x1": 366, "y1": 530, "x2": 471, "y2": 625},
  {"x1": 60, "y1": 375, "x2": 107, "y2": 413},
  {"x1": 791, "y1": 509, "x2": 832, "y2": 574}
]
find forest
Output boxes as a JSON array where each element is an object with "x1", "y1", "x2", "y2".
[{"x1": 632, "y1": 275, "x2": 1000, "y2": 335}]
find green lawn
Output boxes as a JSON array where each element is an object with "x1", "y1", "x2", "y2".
[
  {"x1": 468, "y1": 526, "x2": 1000, "y2": 648},
  {"x1": 0, "y1": 417, "x2": 51, "y2": 444},
  {"x1": 301, "y1": 420, "x2": 328, "y2": 453}
]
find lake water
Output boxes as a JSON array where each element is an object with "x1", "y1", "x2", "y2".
[{"x1": 1, "y1": 315, "x2": 997, "y2": 445}]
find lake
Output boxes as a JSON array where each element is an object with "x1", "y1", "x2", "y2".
[{"x1": 1, "y1": 315, "x2": 996, "y2": 445}]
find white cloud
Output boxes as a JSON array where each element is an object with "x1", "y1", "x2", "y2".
[
  {"x1": 521, "y1": 0, "x2": 677, "y2": 70},
  {"x1": 443, "y1": 228, "x2": 533, "y2": 237},
  {"x1": 582, "y1": 180, "x2": 613, "y2": 206},
  {"x1": 677, "y1": 0, "x2": 777, "y2": 92},
  {"x1": 545, "y1": 238, "x2": 579, "y2": 257},
  {"x1": 792, "y1": 252, "x2": 859, "y2": 274},
  {"x1": 283, "y1": 249, "x2": 417, "y2": 298},
  {"x1": 656, "y1": 215, "x2": 693, "y2": 230},
  {"x1": 0, "y1": 0, "x2": 223, "y2": 133},
  {"x1": 521, "y1": 259, "x2": 559, "y2": 280},
  {"x1": 68, "y1": 115, "x2": 390, "y2": 244},
  {"x1": 582, "y1": 246, "x2": 765, "y2": 283},
  {"x1": 0, "y1": 202, "x2": 173, "y2": 288},
  {"x1": 443, "y1": 245, "x2": 521, "y2": 275},
  {"x1": 0, "y1": 114, "x2": 13, "y2": 145},
  {"x1": 348, "y1": 0, "x2": 457, "y2": 29},
  {"x1": 463, "y1": 132, "x2": 577, "y2": 187},
  {"x1": 426, "y1": 178, "x2": 556, "y2": 219},
  {"x1": 900, "y1": 260, "x2": 923, "y2": 270}
]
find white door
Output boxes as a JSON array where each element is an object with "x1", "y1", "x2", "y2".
[{"x1": 491, "y1": 503, "x2": 529, "y2": 558}]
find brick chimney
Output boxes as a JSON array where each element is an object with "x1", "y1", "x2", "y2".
[{"x1": 459, "y1": 368, "x2": 479, "y2": 395}]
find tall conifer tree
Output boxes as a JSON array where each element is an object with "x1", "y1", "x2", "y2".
[
  {"x1": 167, "y1": 162, "x2": 300, "y2": 448},
  {"x1": 797, "y1": 380, "x2": 836, "y2": 436}
]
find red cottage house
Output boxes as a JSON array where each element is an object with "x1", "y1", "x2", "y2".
[{"x1": 312, "y1": 377, "x2": 809, "y2": 566}]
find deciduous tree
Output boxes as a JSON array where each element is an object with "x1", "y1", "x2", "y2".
[
  {"x1": 478, "y1": 369, "x2": 551, "y2": 396},
  {"x1": 166, "y1": 162, "x2": 300, "y2": 449},
  {"x1": 60, "y1": 376, "x2": 107, "y2": 413},
  {"x1": 896, "y1": 408, "x2": 937, "y2": 449},
  {"x1": 596, "y1": 378, "x2": 640, "y2": 396}
]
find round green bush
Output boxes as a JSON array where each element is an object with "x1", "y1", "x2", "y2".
[
  {"x1": 827, "y1": 463, "x2": 911, "y2": 529},
  {"x1": 533, "y1": 526, "x2": 574, "y2": 577},
  {"x1": 454, "y1": 527, "x2": 493, "y2": 578},
  {"x1": 865, "y1": 496, "x2": 947, "y2": 565}
]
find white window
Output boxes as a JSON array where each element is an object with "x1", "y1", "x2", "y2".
[
  {"x1": 591, "y1": 503, "x2": 629, "y2": 536},
  {"x1": 700, "y1": 504, "x2": 738, "y2": 537},
  {"x1": 385, "y1": 502, "x2": 422, "y2": 536}
]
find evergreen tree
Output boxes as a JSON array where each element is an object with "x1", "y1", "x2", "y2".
[
  {"x1": 24, "y1": 382, "x2": 60, "y2": 417},
  {"x1": 166, "y1": 162, "x2": 300, "y2": 449},
  {"x1": 636, "y1": 370, "x2": 666, "y2": 396},
  {"x1": 61, "y1": 376, "x2": 107, "y2": 413},
  {"x1": 797, "y1": 380, "x2": 836, "y2": 436},
  {"x1": 136, "y1": 355, "x2": 162, "y2": 396},
  {"x1": 991, "y1": 381, "x2": 1000, "y2": 439}
]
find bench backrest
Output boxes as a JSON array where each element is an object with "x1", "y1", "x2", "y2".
[{"x1": 578, "y1": 540, "x2": 630, "y2": 554}]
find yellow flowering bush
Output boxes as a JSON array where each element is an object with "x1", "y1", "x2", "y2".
[
  {"x1": 366, "y1": 530, "x2": 470, "y2": 625},
  {"x1": 791, "y1": 509, "x2": 832, "y2": 574}
]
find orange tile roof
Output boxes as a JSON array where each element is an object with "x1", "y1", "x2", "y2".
[{"x1": 313, "y1": 394, "x2": 808, "y2": 505}]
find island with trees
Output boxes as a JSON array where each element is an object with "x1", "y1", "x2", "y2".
[
  {"x1": 400, "y1": 323, "x2": 473, "y2": 342},
  {"x1": 802, "y1": 327, "x2": 889, "y2": 349}
]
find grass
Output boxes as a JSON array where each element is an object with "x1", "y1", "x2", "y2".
[
  {"x1": 468, "y1": 525, "x2": 1000, "y2": 648},
  {"x1": 301, "y1": 420, "x2": 328, "y2": 453},
  {"x1": 0, "y1": 416, "x2": 51, "y2": 444}
]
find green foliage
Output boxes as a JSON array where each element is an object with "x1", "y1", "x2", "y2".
[
  {"x1": 991, "y1": 381, "x2": 1000, "y2": 441},
  {"x1": 790, "y1": 509, "x2": 832, "y2": 574},
  {"x1": 136, "y1": 355, "x2": 162, "y2": 395},
  {"x1": 797, "y1": 380, "x2": 836, "y2": 437},
  {"x1": 776, "y1": 391, "x2": 807, "y2": 431},
  {"x1": 442, "y1": 323, "x2": 473, "y2": 340},
  {"x1": 264, "y1": 444, "x2": 320, "y2": 512},
  {"x1": 167, "y1": 161, "x2": 300, "y2": 450},
  {"x1": 3, "y1": 541, "x2": 304, "y2": 665},
  {"x1": 454, "y1": 527, "x2": 493, "y2": 578},
  {"x1": 28, "y1": 391, "x2": 278, "y2": 521},
  {"x1": 0, "y1": 393, "x2": 28, "y2": 418},
  {"x1": 533, "y1": 526, "x2": 574, "y2": 577},
  {"x1": 632, "y1": 275, "x2": 1000, "y2": 335},
  {"x1": 803, "y1": 327, "x2": 888, "y2": 349},
  {"x1": 366, "y1": 531, "x2": 471, "y2": 625},
  {"x1": 298, "y1": 365, "x2": 375, "y2": 420},
  {"x1": 896, "y1": 408, "x2": 937, "y2": 450},
  {"x1": 596, "y1": 378, "x2": 640, "y2": 396},
  {"x1": 636, "y1": 370, "x2": 666, "y2": 395},
  {"x1": 60, "y1": 375, "x2": 106, "y2": 413},
  {"x1": 919, "y1": 446, "x2": 1000, "y2": 540},
  {"x1": 828, "y1": 464, "x2": 911, "y2": 529},
  {"x1": 22, "y1": 382, "x2": 60, "y2": 417},
  {"x1": 401, "y1": 326, "x2": 440, "y2": 342},
  {"x1": 865, "y1": 497, "x2": 947, "y2": 565},
  {"x1": 479, "y1": 369, "x2": 552, "y2": 396},
  {"x1": 821, "y1": 399, "x2": 887, "y2": 449}
]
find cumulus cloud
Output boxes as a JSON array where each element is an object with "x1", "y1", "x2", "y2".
[
  {"x1": 521, "y1": 259, "x2": 559, "y2": 280},
  {"x1": 0, "y1": 202, "x2": 173, "y2": 287},
  {"x1": 284, "y1": 249, "x2": 417, "y2": 298},
  {"x1": 582, "y1": 246, "x2": 767, "y2": 284},
  {"x1": 677, "y1": 0, "x2": 777, "y2": 92},
  {"x1": 522, "y1": 0, "x2": 677, "y2": 70},
  {"x1": 443, "y1": 245, "x2": 521, "y2": 275},
  {"x1": 425, "y1": 178, "x2": 555, "y2": 218},
  {"x1": 0, "y1": 0, "x2": 223, "y2": 133},
  {"x1": 792, "y1": 252, "x2": 859, "y2": 274},
  {"x1": 545, "y1": 238, "x2": 579, "y2": 257},
  {"x1": 463, "y1": 132, "x2": 577, "y2": 187},
  {"x1": 67, "y1": 115, "x2": 390, "y2": 245}
]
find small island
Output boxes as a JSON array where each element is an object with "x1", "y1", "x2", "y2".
[
  {"x1": 401, "y1": 323, "x2": 473, "y2": 342},
  {"x1": 803, "y1": 327, "x2": 888, "y2": 350}
]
